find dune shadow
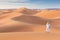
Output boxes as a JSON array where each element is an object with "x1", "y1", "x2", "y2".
[
  {"x1": 0, "y1": 25, "x2": 33, "y2": 33},
  {"x1": 12, "y1": 15, "x2": 47, "y2": 25}
]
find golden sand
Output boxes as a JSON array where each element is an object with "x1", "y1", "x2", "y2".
[{"x1": 0, "y1": 7, "x2": 60, "y2": 40}]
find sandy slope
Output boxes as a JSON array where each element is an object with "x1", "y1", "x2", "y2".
[
  {"x1": 0, "y1": 32, "x2": 60, "y2": 40},
  {"x1": 35, "y1": 10, "x2": 60, "y2": 19},
  {"x1": 0, "y1": 7, "x2": 60, "y2": 40}
]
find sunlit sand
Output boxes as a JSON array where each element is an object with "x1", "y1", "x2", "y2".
[{"x1": 0, "y1": 7, "x2": 60, "y2": 40}]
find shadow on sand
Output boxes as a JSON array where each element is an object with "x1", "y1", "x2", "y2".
[
  {"x1": 0, "y1": 25, "x2": 34, "y2": 33},
  {"x1": 12, "y1": 15, "x2": 47, "y2": 25}
]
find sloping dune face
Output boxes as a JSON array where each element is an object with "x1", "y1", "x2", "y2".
[
  {"x1": 34, "y1": 9, "x2": 60, "y2": 32},
  {"x1": 35, "y1": 10, "x2": 60, "y2": 19},
  {"x1": 0, "y1": 7, "x2": 47, "y2": 32},
  {"x1": 12, "y1": 15, "x2": 47, "y2": 25},
  {"x1": 0, "y1": 7, "x2": 60, "y2": 33},
  {"x1": 15, "y1": 7, "x2": 38, "y2": 15}
]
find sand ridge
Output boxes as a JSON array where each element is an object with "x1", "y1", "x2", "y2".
[
  {"x1": 0, "y1": 7, "x2": 60, "y2": 40},
  {"x1": 0, "y1": 7, "x2": 60, "y2": 32}
]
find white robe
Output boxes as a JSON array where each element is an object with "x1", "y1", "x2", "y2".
[{"x1": 46, "y1": 22, "x2": 50, "y2": 32}]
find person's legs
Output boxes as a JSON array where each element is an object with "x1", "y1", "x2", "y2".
[{"x1": 46, "y1": 27, "x2": 50, "y2": 32}]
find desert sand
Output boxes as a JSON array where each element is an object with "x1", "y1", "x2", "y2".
[{"x1": 0, "y1": 7, "x2": 60, "y2": 40}]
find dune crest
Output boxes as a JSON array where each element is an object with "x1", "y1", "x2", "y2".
[
  {"x1": 35, "y1": 10, "x2": 60, "y2": 19},
  {"x1": 0, "y1": 7, "x2": 59, "y2": 33}
]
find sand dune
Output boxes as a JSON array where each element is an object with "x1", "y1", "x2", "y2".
[
  {"x1": 35, "y1": 10, "x2": 60, "y2": 19},
  {"x1": 15, "y1": 7, "x2": 38, "y2": 15},
  {"x1": 0, "y1": 7, "x2": 60, "y2": 40},
  {"x1": 0, "y1": 7, "x2": 60, "y2": 32},
  {"x1": 12, "y1": 15, "x2": 47, "y2": 24},
  {"x1": 0, "y1": 32, "x2": 60, "y2": 40}
]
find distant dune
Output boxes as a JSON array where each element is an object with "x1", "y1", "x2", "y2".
[
  {"x1": 35, "y1": 10, "x2": 60, "y2": 19},
  {"x1": 0, "y1": 7, "x2": 60, "y2": 40}
]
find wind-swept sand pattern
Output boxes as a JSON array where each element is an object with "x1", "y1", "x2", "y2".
[{"x1": 0, "y1": 7, "x2": 60, "y2": 40}]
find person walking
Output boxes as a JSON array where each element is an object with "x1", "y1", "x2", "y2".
[{"x1": 46, "y1": 22, "x2": 50, "y2": 32}]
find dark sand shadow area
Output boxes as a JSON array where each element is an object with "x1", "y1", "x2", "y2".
[
  {"x1": 12, "y1": 15, "x2": 47, "y2": 25},
  {"x1": 0, "y1": 25, "x2": 33, "y2": 33}
]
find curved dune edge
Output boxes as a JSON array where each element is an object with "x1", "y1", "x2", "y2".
[
  {"x1": 0, "y1": 7, "x2": 60, "y2": 33},
  {"x1": 35, "y1": 10, "x2": 60, "y2": 19}
]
